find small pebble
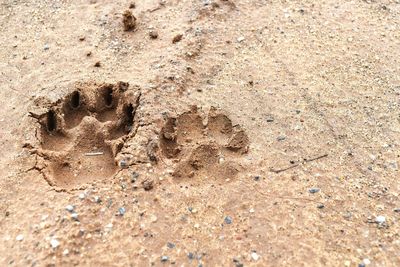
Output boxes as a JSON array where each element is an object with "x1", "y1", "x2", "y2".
[
  {"x1": 142, "y1": 179, "x2": 154, "y2": 191},
  {"x1": 375, "y1": 215, "x2": 385, "y2": 224},
  {"x1": 224, "y1": 216, "x2": 233, "y2": 224},
  {"x1": 254, "y1": 175, "x2": 260, "y2": 181},
  {"x1": 277, "y1": 135, "x2": 286, "y2": 141},
  {"x1": 119, "y1": 159, "x2": 128, "y2": 168},
  {"x1": 172, "y1": 34, "x2": 183, "y2": 43},
  {"x1": 363, "y1": 258, "x2": 371, "y2": 265},
  {"x1": 167, "y1": 242, "x2": 175, "y2": 249},
  {"x1": 66, "y1": 205, "x2": 74, "y2": 212},
  {"x1": 71, "y1": 213, "x2": 79, "y2": 221},
  {"x1": 62, "y1": 249, "x2": 69, "y2": 256},
  {"x1": 251, "y1": 251, "x2": 260, "y2": 261},
  {"x1": 94, "y1": 196, "x2": 101, "y2": 203},
  {"x1": 317, "y1": 203, "x2": 325, "y2": 209},
  {"x1": 393, "y1": 208, "x2": 400, "y2": 213},
  {"x1": 50, "y1": 238, "x2": 60, "y2": 249},
  {"x1": 16, "y1": 234, "x2": 24, "y2": 241},
  {"x1": 94, "y1": 61, "x2": 101, "y2": 67},
  {"x1": 149, "y1": 30, "x2": 158, "y2": 39},
  {"x1": 309, "y1": 187, "x2": 320, "y2": 194},
  {"x1": 161, "y1": 255, "x2": 169, "y2": 262},
  {"x1": 79, "y1": 193, "x2": 85, "y2": 199},
  {"x1": 43, "y1": 44, "x2": 49, "y2": 50},
  {"x1": 118, "y1": 207, "x2": 126, "y2": 216},
  {"x1": 237, "y1": 36, "x2": 245, "y2": 42},
  {"x1": 188, "y1": 252, "x2": 195, "y2": 260},
  {"x1": 131, "y1": 172, "x2": 139, "y2": 183}
]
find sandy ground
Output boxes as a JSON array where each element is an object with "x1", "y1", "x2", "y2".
[{"x1": 1, "y1": 0, "x2": 400, "y2": 266}]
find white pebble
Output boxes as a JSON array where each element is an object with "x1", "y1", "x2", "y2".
[
  {"x1": 65, "y1": 205, "x2": 74, "y2": 212},
  {"x1": 375, "y1": 215, "x2": 386, "y2": 224},
  {"x1": 237, "y1": 36, "x2": 245, "y2": 42},
  {"x1": 16, "y1": 234, "x2": 24, "y2": 241},
  {"x1": 62, "y1": 249, "x2": 69, "y2": 256},
  {"x1": 251, "y1": 252, "x2": 260, "y2": 261},
  {"x1": 363, "y1": 258, "x2": 371, "y2": 265},
  {"x1": 50, "y1": 238, "x2": 60, "y2": 249},
  {"x1": 79, "y1": 193, "x2": 85, "y2": 199}
]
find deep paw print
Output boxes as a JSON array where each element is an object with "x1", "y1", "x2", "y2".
[
  {"x1": 31, "y1": 82, "x2": 140, "y2": 190},
  {"x1": 159, "y1": 106, "x2": 249, "y2": 180}
]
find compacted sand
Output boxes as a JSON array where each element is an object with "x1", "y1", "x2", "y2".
[{"x1": 1, "y1": 0, "x2": 399, "y2": 266}]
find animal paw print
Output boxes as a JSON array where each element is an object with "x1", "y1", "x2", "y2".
[
  {"x1": 32, "y1": 82, "x2": 140, "y2": 190},
  {"x1": 159, "y1": 106, "x2": 249, "y2": 180}
]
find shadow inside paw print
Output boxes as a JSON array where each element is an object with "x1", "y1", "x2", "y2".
[
  {"x1": 32, "y1": 82, "x2": 140, "y2": 190},
  {"x1": 159, "y1": 106, "x2": 249, "y2": 180}
]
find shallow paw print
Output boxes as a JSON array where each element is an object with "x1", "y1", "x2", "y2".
[
  {"x1": 159, "y1": 106, "x2": 249, "y2": 180},
  {"x1": 32, "y1": 82, "x2": 140, "y2": 190}
]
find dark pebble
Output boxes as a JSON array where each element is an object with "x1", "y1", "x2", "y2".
[
  {"x1": 254, "y1": 175, "x2": 260, "y2": 181},
  {"x1": 224, "y1": 216, "x2": 233, "y2": 224},
  {"x1": 317, "y1": 203, "x2": 325, "y2": 209},
  {"x1": 277, "y1": 135, "x2": 286, "y2": 141},
  {"x1": 309, "y1": 187, "x2": 320, "y2": 194},
  {"x1": 188, "y1": 252, "x2": 194, "y2": 260},
  {"x1": 149, "y1": 30, "x2": 158, "y2": 39},
  {"x1": 167, "y1": 242, "x2": 175, "y2": 249},
  {"x1": 131, "y1": 172, "x2": 139, "y2": 183},
  {"x1": 142, "y1": 179, "x2": 154, "y2": 191}
]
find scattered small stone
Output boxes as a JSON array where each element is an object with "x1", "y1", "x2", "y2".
[
  {"x1": 358, "y1": 263, "x2": 366, "y2": 267},
  {"x1": 129, "y1": 2, "x2": 136, "y2": 8},
  {"x1": 188, "y1": 252, "x2": 195, "y2": 260},
  {"x1": 309, "y1": 187, "x2": 320, "y2": 194},
  {"x1": 16, "y1": 234, "x2": 24, "y2": 241},
  {"x1": 254, "y1": 175, "x2": 260, "y2": 181},
  {"x1": 79, "y1": 193, "x2": 85, "y2": 199},
  {"x1": 149, "y1": 30, "x2": 158, "y2": 39},
  {"x1": 172, "y1": 34, "x2": 183, "y2": 43},
  {"x1": 131, "y1": 172, "x2": 139, "y2": 183},
  {"x1": 237, "y1": 36, "x2": 245, "y2": 42},
  {"x1": 161, "y1": 255, "x2": 169, "y2": 262},
  {"x1": 43, "y1": 44, "x2": 49, "y2": 50},
  {"x1": 277, "y1": 135, "x2": 286, "y2": 141},
  {"x1": 94, "y1": 61, "x2": 101, "y2": 67},
  {"x1": 123, "y1": 10, "x2": 137, "y2": 31},
  {"x1": 142, "y1": 178, "x2": 154, "y2": 191},
  {"x1": 86, "y1": 51, "x2": 92, "y2": 57},
  {"x1": 107, "y1": 199, "x2": 113, "y2": 208},
  {"x1": 394, "y1": 208, "x2": 400, "y2": 213},
  {"x1": 62, "y1": 249, "x2": 69, "y2": 256},
  {"x1": 94, "y1": 196, "x2": 101, "y2": 203},
  {"x1": 66, "y1": 205, "x2": 74, "y2": 212},
  {"x1": 224, "y1": 216, "x2": 233, "y2": 224},
  {"x1": 167, "y1": 242, "x2": 175, "y2": 249},
  {"x1": 118, "y1": 207, "x2": 126, "y2": 216},
  {"x1": 363, "y1": 258, "x2": 371, "y2": 265},
  {"x1": 79, "y1": 36, "x2": 85, "y2": 41},
  {"x1": 50, "y1": 238, "x2": 60, "y2": 249},
  {"x1": 119, "y1": 159, "x2": 128, "y2": 168},
  {"x1": 251, "y1": 251, "x2": 260, "y2": 261},
  {"x1": 375, "y1": 215, "x2": 385, "y2": 224},
  {"x1": 71, "y1": 212, "x2": 79, "y2": 221},
  {"x1": 317, "y1": 203, "x2": 325, "y2": 209},
  {"x1": 265, "y1": 115, "x2": 274, "y2": 122}
]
